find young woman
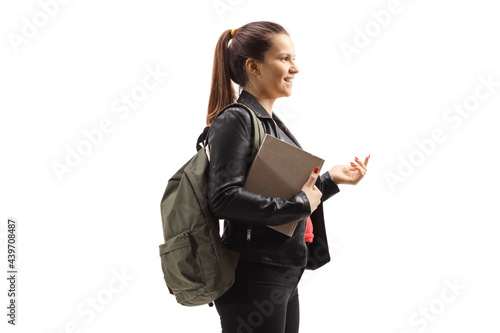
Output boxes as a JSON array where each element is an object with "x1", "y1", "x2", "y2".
[{"x1": 206, "y1": 21, "x2": 370, "y2": 333}]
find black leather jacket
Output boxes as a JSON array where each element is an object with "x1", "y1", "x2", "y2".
[{"x1": 207, "y1": 90, "x2": 340, "y2": 270}]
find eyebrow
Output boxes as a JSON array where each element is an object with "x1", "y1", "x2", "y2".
[{"x1": 277, "y1": 53, "x2": 296, "y2": 57}]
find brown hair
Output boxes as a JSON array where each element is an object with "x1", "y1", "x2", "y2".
[{"x1": 206, "y1": 21, "x2": 289, "y2": 125}]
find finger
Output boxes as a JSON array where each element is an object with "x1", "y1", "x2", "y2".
[
  {"x1": 313, "y1": 185, "x2": 323, "y2": 197},
  {"x1": 354, "y1": 156, "x2": 367, "y2": 172},
  {"x1": 351, "y1": 163, "x2": 366, "y2": 178},
  {"x1": 350, "y1": 161, "x2": 363, "y2": 171},
  {"x1": 364, "y1": 154, "x2": 370, "y2": 167},
  {"x1": 305, "y1": 167, "x2": 320, "y2": 188}
]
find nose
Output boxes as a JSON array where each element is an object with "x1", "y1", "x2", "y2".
[{"x1": 290, "y1": 60, "x2": 299, "y2": 74}]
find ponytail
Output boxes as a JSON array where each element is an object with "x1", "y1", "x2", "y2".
[{"x1": 206, "y1": 29, "x2": 235, "y2": 126}]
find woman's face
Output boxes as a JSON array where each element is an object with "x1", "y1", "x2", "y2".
[{"x1": 248, "y1": 33, "x2": 299, "y2": 99}]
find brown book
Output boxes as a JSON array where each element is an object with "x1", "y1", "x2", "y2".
[{"x1": 243, "y1": 134, "x2": 325, "y2": 236}]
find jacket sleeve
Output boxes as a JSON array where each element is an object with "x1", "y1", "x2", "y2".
[
  {"x1": 316, "y1": 170, "x2": 340, "y2": 202},
  {"x1": 207, "y1": 107, "x2": 312, "y2": 226}
]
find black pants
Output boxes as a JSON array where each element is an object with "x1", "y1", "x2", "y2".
[{"x1": 214, "y1": 260, "x2": 305, "y2": 333}]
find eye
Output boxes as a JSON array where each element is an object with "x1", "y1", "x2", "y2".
[{"x1": 281, "y1": 57, "x2": 296, "y2": 61}]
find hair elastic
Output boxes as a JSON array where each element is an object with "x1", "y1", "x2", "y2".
[{"x1": 231, "y1": 28, "x2": 236, "y2": 37}]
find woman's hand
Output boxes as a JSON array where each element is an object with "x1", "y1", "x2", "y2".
[
  {"x1": 301, "y1": 167, "x2": 323, "y2": 214},
  {"x1": 329, "y1": 155, "x2": 370, "y2": 185}
]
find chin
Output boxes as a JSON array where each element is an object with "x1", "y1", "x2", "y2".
[
  {"x1": 272, "y1": 86, "x2": 293, "y2": 98},
  {"x1": 278, "y1": 87, "x2": 291, "y2": 96}
]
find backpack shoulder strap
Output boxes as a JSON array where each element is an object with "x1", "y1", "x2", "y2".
[
  {"x1": 229, "y1": 102, "x2": 265, "y2": 155},
  {"x1": 201, "y1": 103, "x2": 265, "y2": 154},
  {"x1": 196, "y1": 126, "x2": 210, "y2": 152}
]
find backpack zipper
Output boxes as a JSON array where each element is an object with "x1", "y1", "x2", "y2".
[{"x1": 247, "y1": 224, "x2": 252, "y2": 241}]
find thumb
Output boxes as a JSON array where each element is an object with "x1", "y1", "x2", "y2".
[{"x1": 304, "y1": 167, "x2": 320, "y2": 188}]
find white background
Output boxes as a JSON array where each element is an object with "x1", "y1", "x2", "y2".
[{"x1": 1, "y1": 0, "x2": 499, "y2": 332}]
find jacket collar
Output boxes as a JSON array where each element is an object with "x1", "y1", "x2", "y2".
[
  {"x1": 237, "y1": 89, "x2": 302, "y2": 149},
  {"x1": 237, "y1": 90, "x2": 272, "y2": 119}
]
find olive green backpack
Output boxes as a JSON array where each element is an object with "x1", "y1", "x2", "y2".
[{"x1": 159, "y1": 103, "x2": 264, "y2": 306}]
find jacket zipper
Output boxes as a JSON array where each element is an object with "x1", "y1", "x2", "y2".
[{"x1": 247, "y1": 224, "x2": 252, "y2": 241}]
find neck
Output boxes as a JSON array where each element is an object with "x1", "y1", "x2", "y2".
[{"x1": 243, "y1": 87, "x2": 275, "y2": 117}]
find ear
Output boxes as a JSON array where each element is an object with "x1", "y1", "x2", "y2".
[{"x1": 245, "y1": 58, "x2": 260, "y2": 76}]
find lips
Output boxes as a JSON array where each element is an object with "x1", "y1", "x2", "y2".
[{"x1": 284, "y1": 77, "x2": 294, "y2": 84}]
